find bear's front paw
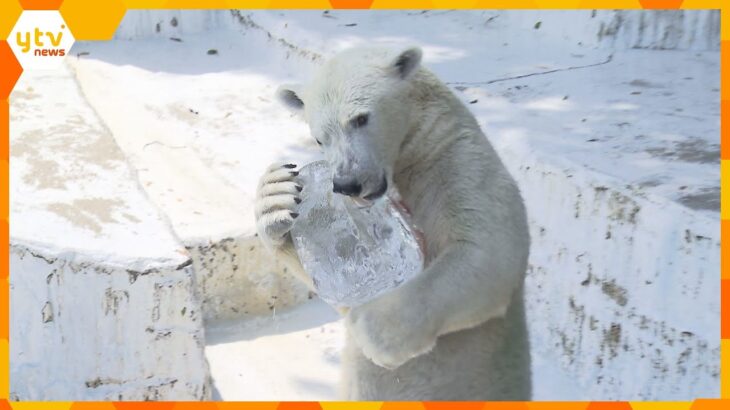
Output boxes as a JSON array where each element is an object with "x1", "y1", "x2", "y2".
[
  {"x1": 346, "y1": 290, "x2": 439, "y2": 369},
  {"x1": 255, "y1": 162, "x2": 302, "y2": 248}
]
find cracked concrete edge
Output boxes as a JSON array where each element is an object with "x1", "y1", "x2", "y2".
[{"x1": 447, "y1": 54, "x2": 615, "y2": 87}]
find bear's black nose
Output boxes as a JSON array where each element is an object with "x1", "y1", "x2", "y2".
[{"x1": 333, "y1": 177, "x2": 362, "y2": 197}]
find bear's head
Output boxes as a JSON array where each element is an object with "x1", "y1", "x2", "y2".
[{"x1": 276, "y1": 46, "x2": 423, "y2": 205}]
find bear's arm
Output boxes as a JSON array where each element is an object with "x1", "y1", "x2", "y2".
[
  {"x1": 415, "y1": 239, "x2": 524, "y2": 336},
  {"x1": 347, "y1": 238, "x2": 526, "y2": 369}
]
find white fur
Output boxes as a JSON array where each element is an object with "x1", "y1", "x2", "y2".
[{"x1": 255, "y1": 46, "x2": 531, "y2": 400}]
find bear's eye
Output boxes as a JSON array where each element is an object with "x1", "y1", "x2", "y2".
[
  {"x1": 315, "y1": 138, "x2": 322, "y2": 146},
  {"x1": 351, "y1": 113, "x2": 369, "y2": 129}
]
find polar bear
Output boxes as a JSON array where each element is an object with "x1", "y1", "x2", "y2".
[{"x1": 254, "y1": 46, "x2": 531, "y2": 400}]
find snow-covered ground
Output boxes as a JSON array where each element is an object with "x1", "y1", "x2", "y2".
[{"x1": 10, "y1": 9, "x2": 720, "y2": 401}]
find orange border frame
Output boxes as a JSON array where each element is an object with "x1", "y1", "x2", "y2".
[{"x1": 0, "y1": 0, "x2": 727, "y2": 408}]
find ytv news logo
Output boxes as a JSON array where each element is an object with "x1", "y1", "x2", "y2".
[{"x1": 9, "y1": 11, "x2": 75, "y2": 70}]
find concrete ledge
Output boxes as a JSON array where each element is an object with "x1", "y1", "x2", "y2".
[
  {"x1": 9, "y1": 67, "x2": 211, "y2": 400},
  {"x1": 70, "y1": 54, "x2": 321, "y2": 321}
]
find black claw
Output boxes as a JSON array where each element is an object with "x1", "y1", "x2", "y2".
[
  {"x1": 296, "y1": 185, "x2": 303, "y2": 192},
  {"x1": 283, "y1": 163, "x2": 297, "y2": 169},
  {"x1": 290, "y1": 171, "x2": 299, "y2": 176},
  {"x1": 290, "y1": 212, "x2": 299, "y2": 219},
  {"x1": 294, "y1": 197, "x2": 302, "y2": 204}
]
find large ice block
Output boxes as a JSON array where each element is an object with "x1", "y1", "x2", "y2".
[{"x1": 290, "y1": 161, "x2": 424, "y2": 308}]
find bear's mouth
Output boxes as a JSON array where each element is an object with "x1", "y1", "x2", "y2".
[
  {"x1": 349, "y1": 176, "x2": 388, "y2": 208},
  {"x1": 350, "y1": 197, "x2": 374, "y2": 208},
  {"x1": 362, "y1": 175, "x2": 388, "y2": 201}
]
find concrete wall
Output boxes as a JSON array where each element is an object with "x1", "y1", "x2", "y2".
[
  {"x1": 594, "y1": 9, "x2": 720, "y2": 51},
  {"x1": 113, "y1": 9, "x2": 721, "y2": 51},
  {"x1": 495, "y1": 143, "x2": 720, "y2": 399},
  {"x1": 10, "y1": 244, "x2": 211, "y2": 400}
]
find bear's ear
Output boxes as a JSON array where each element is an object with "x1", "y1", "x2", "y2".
[
  {"x1": 276, "y1": 84, "x2": 305, "y2": 112},
  {"x1": 391, "y1": 47, "x2": 422, "y2": 79}
]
